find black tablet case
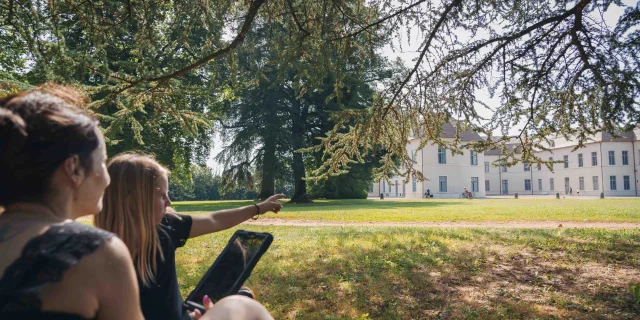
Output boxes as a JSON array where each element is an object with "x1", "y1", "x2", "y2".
[{"x1": 183, "y1": 230, "x2": 273, "y2": 312}]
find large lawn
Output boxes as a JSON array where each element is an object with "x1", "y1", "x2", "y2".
[
  {"x1": 177, "y1": 226, "x2": 640, "y2": 319},
  {"x1": 171, "y1": 198, "x2": 640, "y2": 319},
  {"x1": 172, "y1": 198, "x2": 640, "y2": 223}
]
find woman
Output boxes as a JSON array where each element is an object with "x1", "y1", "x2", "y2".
[
  {"x1": 0, "y1": 86, "x2": 273, "y2": 320},
  {"x1": 0, "y1": 86, "x2": 144, "y2": 319},
  {"x1": 95, "y1": 153, "x2": 282, "y2": 320}
]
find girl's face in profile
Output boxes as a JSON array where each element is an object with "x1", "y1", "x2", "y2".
[{"x1": 153, "y1": 174, "x2": 171, "y2": 225}]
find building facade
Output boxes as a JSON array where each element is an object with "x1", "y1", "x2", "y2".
[
  {"x1": 369, "y1": 123, "x2": 488, "y2": 199},
  {"x1": 369, "y1": 127, "x2": 640, "y2": 198},
  {"x1": 485, "y1": 130, "x2": 640, "y2": 197}
]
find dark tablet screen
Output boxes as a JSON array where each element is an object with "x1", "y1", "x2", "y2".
[{"x1": 186, "y1": 230, "x2": 273, "y2": 306}]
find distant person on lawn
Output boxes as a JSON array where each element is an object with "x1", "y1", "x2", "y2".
[{"x1": 95, "y1": 153, "x2": 282, "y2": 320}]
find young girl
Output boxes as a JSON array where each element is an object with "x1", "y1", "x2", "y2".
[{"x1": 95, "y1": 153, "x2": 282, "y2": 320}]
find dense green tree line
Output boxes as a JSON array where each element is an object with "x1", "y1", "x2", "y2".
[{"x1": 168, "y1": 165, "x2": 293, "y2": 201}]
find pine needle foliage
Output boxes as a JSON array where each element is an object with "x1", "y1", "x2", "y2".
[{"x1": 2, "y1": 0, "x2": 638, "y2": 180}]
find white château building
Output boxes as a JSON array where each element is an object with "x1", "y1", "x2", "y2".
[
  {"x1": 369, "y1": 123, "x2": 487, "y2": 198},
  {"x1": 369, "y1": 126, "x2": 640, "y2": 198}
]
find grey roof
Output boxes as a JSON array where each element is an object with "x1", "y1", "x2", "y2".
[
  {"x1": 484, "y1": 143, "x2": 522, "y2": 156},
  {"x1": 439, "y1": 122, "x2": 484, "y2": 141},
  {"x1": 483, "y1": 130, "x2": 638, "y2": 155},
  {"x1": 413, "y1": 122, "x2": 484, "y2": 141},
  {"x1": 601, "y1": 131, "x2": 636, "y2": 142}
]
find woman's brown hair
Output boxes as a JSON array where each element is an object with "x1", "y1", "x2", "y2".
[{"x1": 0, "y1": 85, "x2": 99, "y2": 207}]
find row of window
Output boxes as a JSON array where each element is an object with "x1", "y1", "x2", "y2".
[
  {"x1": 483, "y1": 176, "x2": 632, "y2": 192},
  {"x1": 376, "y1": 179, "x2": 425, "y2": 193},
  {"x1": 411, "y1": 149, "x2": 640, "y2": 171},
  {"x1": 412, "y1": 148, "x2": 482, "y2": 166},
  {"x1": 374, "y1": 174, "x2": 633, "y2": 194},
  {"x1": 375, "y1": 177, "x2": 481, "y2": 193},
  {"x1": 484, "y1": 150, "x2": 638, "y2": 173},
  {"x1": 438, "y1": 148, "x2": 481, "y2": 165},
  {"x1": 438, "y1": 176, "x2": 479, "y2": 193}
]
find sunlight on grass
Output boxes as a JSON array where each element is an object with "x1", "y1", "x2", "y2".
[
  {"x1": 172, "y1": 198, "x2": 640, "y2": 222},
  {"x1": 177, "y1": 226, "x2": 640, "y2": 319}
]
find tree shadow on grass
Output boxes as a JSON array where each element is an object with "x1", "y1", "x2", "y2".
[
  {"x1": 176, "y1": 228, "x2": 640, "y2": 319},
  {"x1": 466, "y1": 228, "x2": 640, "y2": 265},
  {"x1": 242, "y1": 229, "x2": 640, "y2": 319}
]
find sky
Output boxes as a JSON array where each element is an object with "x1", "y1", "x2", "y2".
[{"x1": 206, "y1": 1, "x2": 634, "y2": 170}]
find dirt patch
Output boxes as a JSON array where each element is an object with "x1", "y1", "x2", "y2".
[
  {"x1": 422, "y1": 245, "x2": 640, "y2": 319},
  {"x1": 243, "y1": 218, "x2": 640, "y2": 229}
]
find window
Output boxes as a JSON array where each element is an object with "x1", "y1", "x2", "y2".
[
  {"x1": 412, "y1": 177, "x2": 417, "y2": 192},
  {"x1": 411, "y1": 150, "x2": 416, "y2": 162},
  {"x1": 608, "y1": 151, "x2": 615, "y2": 165},
  {"x1": 538, "y1": 179, "x2": 543, "y2": 191},
  {"x1": 471, "y1": 177, "x2": 479, "y2": 192},
  {"x1": 624, "y1": 176, "x2": 630, "y2": 190},
  {"x1": 484, "y1": 161, "x2": 490, "y2": 172},
  {"x1": 438, "y1": 147, "x2": 446, "y2": 164},
  {"x1": 438, "y1": 176, "x2": 447, "y2": 192},
  {"x1": 550, "y1": 178, "x2": 555, "y2": 191},
  {"x1": 470, "y1": 151, "x2": 478, "y2": 166},
  {"x1": 382, "y1": 180, "x2": 386, "y2": 192},
  {"x1": 537, "y1": 163, "x2": 542, "y2": 171},
  {"x1": 524, "y1": 162, "x2": 530, "y2": 172},
  {"x1": 579, "y1": 177, "x2": 584, "y2": 190},
  {"x1": 549, "y1": 157, "x2": 554, "y2": 170},
  {"x1": 501, "y1": 164, "x2": 508, "y2": 172},
  {"x1": 563, "y1": 155, "x2": 569, "y2": 168},
  {"x1": 622, "y1": 151, "x2": 629, "y2": 165},
  {"x1": 525, "y1": 179, "x2": 531, "y2": 191},
  {"x1": 370, "y1": 184, "x2": 374, "y2": 193},
  {"x1": 578, "y1": 154, "x2": 583, "y2": 167},
  {"x1": 592, "y1": 152, "x2": 598, "y2": 166},
  {"x1": 610, "y1": 176, "x2": 617, "y2": 191},
  {"x1": 485, "y1": 180, "x2": 490, "y2": 191},
  {"x1": 593, "y1": 176, "x2": 599, "y2": 191}
]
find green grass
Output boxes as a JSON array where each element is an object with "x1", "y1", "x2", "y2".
[
  {"x1": 177, "y1": 226, "x2": 640, "y2": 319},
  {"x1": 172, "y1": 198, "x2": 640, "y2": 223}
]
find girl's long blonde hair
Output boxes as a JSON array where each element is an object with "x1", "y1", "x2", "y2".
[{"x1": 95, "y1": 153, "x2": 168, "y2": 286}]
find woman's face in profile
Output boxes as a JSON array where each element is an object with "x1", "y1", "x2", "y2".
[{"x1": 73, "y1": 127, "x2": 110, "y2": 218}]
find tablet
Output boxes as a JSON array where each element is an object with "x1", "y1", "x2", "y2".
[{"x1": 183, "y1": 230, "x2": 273, "y2": 313}]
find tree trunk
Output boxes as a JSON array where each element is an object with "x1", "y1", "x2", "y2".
[
  {"x1": 259, "y1": 134, "x2": 276, "y2": 200},
  {"x1": 289, "y1": 99, "x2": 312, "y2": 203}
]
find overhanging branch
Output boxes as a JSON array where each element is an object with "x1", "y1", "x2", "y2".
[
  {"x1": 329, "y1": 0, "x2": 430, "y2": 41},
  {"x1": 149, "y1": 0, "x2": 267, "y2": 84},
  {"x1": 381, "y1": 0, "x2": 461, "y2": 119}
]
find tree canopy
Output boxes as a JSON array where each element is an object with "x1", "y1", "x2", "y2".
[{"x1": 1, "y1": 0, "x2": 638, "y2": 183}]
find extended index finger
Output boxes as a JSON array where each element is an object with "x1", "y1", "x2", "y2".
[{"x1": 268, "y1": 194, "x2": 286, "y2": 201}]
